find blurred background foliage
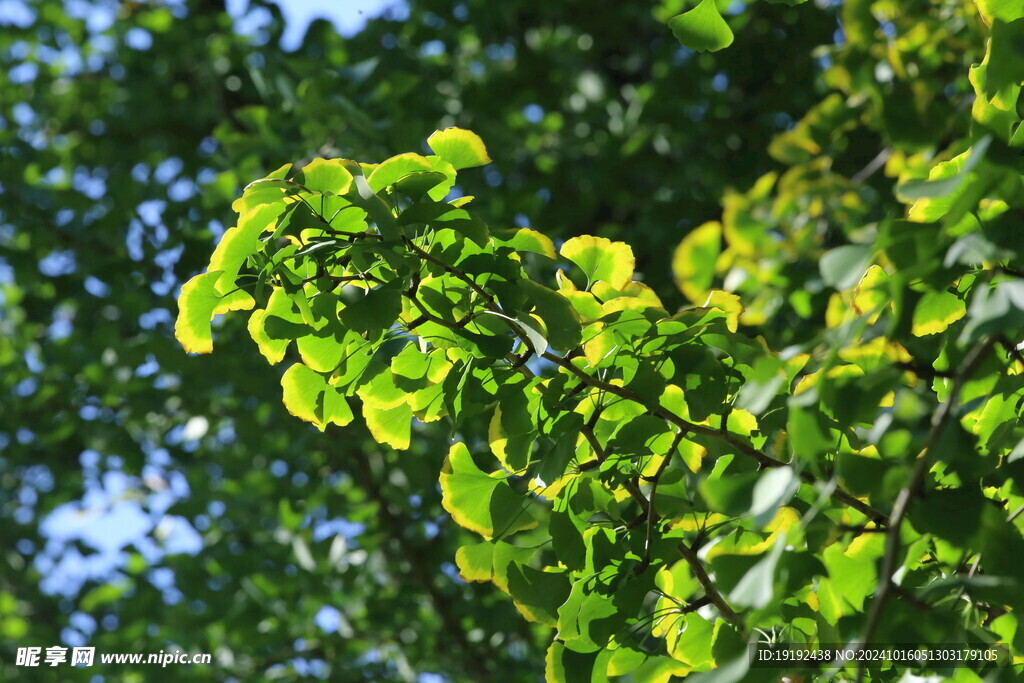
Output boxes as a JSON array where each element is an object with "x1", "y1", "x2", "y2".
[{"x1": 0, "y1": 0, "x2": 1001, "y2": 680}]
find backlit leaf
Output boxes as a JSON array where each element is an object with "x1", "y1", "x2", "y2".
[
  {"x1": 560, "y1": 235, "x2": 635, "y2": 290},
  {"x1": 668, "y1": 0, "x2": 734, "y2": 53},
  {"x1": 440, "y1": 443, "x2": 538, "y2": 539},
  {"x1": 427, "y1": 127, "x2": 492, "y2": 170}
]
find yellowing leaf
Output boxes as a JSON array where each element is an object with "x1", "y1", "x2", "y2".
[
  {"x1": 488, "y1": 407, "x2": 532, "y2": 474},
  {"x1": 322, "y1": 384, "x2": 354, "y2": 427},
  {"x1": 363, "y1": 402, "x2": 413, "y2": 450},
  {"x1": 209, "y1": 202, "x2": 285, "y2": 294},
  {"x1": 366, "y1": 152, "x2": 436, "y2": 192},
  {"x1": 297, "y1": 158, "x2": 354, "y2": 194},
  {"x1": 427, "y1": 127, "x2": 492, "y2": 170},
  {"x1": 560, "y1": 235, "x2": 635, "y2": 290},
  {"x1": 974, "y1": 0, "x2": 1024, "y2": 26},
  {"x1": 672, "y1": 221, "x2": 721, "y2": 303},
  {"x1": 852, "y1": 265, "x2": 890, "y2": 323},
  {"x1": 440, "y1": 443, "x2": 537, "y2": 539},
  {"x1": 296, "y1": 332, "x2": 345, "y2": 374},
  {"x1": 678, "y1": 439, "x2": 707, "y2": 473},
  {"x1": 175, "y1": 271, "x2": 254, "y2": 354},
  {"x1": 246, "y1": 288, "x2": 300, "y2": 364},
  {"x1": 492, "y1": 227, "x2": 557, "y2": 259},
  {"x1": 703, "y1": 290, "x2": 743, "y2": 332},
  {"x1": 281, "y1": 362, "x2": 325, "y2": 428},
  {"x1": 906, "y1": 149, "x2": 976, "y2": 223},
  {"x1": 912, "y1": 290, "x2": 966, "y2": 336}
]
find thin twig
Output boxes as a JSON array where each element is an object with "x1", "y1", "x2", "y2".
[
  {"x1": 677, "y1": 541, "x2": 741, "y2": 627},
  {"x1": 540, "y1": 351, "x2": 888, "y2": 524},
  {"x1": 855, "y1": 338, "x2": 995, "y2": 683},
  {"x1": 637, "y1": 431, "x2": 686, "y2": 574}
]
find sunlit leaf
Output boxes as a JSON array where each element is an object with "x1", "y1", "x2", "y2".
[
  {"x1": 668, "y1": 0, "x2": 734, "y2": 53},
  {"x1": 560, "y1": 235, "x2": 635, "y2": 290},
  {"x1": 440, "y1": 443, "x2": 538, "y2": 539},
  {"x1": 427, "y1": 127, "x2": 492, "y2": 170}
]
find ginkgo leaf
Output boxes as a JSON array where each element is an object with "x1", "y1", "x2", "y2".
[
  {"x1": 427, "y1": 127, "x2": 492, "y2": 170},
  {"x1": 322, "y1": 383, "x2": 354, "y2": 427},
  {"x1": 295, "y1": 158, "x2": 354, "y2": 195},
  {"x1": 209, "y1": 202, "x2": 286, "y2": 294},
  {"x1": 281, "y1": 362, "x2": 326, "y2": 428},
  {"x1": 492, "y1": 227, "x2": 557, "y2": 259},
  {"x1": 912, "y1": 290, "x2": 966, "y2": 336},
  {"x1": 974, "y1": 0, "x2": 1024, "y2": 25},
  {"x1": 852, "y1": 265, "x2": 890, "y2": 322},
  {"x1": 673, "y1": 221, "x2": 722, "y2": 303},
  {"x1": 366, "y1": 153, "x2": 436, "y2": 192},
  {"x1": 175, "y1": 271, "x2": 254, "y2": 354},
  {"x1": 560, "y1": 235, "x2": 635, "y2": 290},
  {"x1": 231, "y1": 163, "x2": 295, "y2": 213},
  {"x1": 363, "y1": 401, "x2": 413, "y2": 450},
  {"x1": 704, "y1": 290, "x2": 743, "y2": 332},
  {"x1": 247, "y1": 288, "x2": 301, "y2": 364},
  {"x1": 440, "y1": 442, "x2": 537, "y2": 539},
  {"x1": 668, "y1": 0, "x2": 734, "y2": 53}
]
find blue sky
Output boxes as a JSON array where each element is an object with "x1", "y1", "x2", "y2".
[
  {"x1": 229, "y1": 0, "x2": 404, "y2": 49},
  {"x1": 4, "y1": 0, "x2": 398, "y2": 650}
]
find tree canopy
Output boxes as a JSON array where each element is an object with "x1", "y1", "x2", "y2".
[{"x1": 2, "y1": 0, "x2": 1023, "y2": 681}]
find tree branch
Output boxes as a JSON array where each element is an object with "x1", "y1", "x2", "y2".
[
  {"x1": 855, "y1": 338, "x2": 995, "y2": 682},
  {"x1": 677, "y1": 541, "x2": 741, "y2": 627}
]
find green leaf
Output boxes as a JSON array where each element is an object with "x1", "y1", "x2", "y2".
[
  {"x1": 668, "y1": 0, "x2": 734, "y2": 53},
  {"x1": 506, "y1": 564, "x2": 572, "y2": 627},
  {"x1": 986, "y1": 20, "x2": 1024, "y2": 98},
  {"x1": 480, "y1": 310, "x2": 548, "y2": 357},
  {"x1": 323, "y1": 380, "x2": 354, "y2": 427},
  {"x1": 686, "y1": 655, "x2": 750, "y2": 683},
  {"x1": 231, "y1": 163, "x2": 295, "y2": 213},
  {"x1": 675, "y1": 222, "x2": 724, "y2": 301},
  {"x1": 735, "y1": 356, "x2": 787, "y2": 415},
  {"x1": 367, "y1": 152, "x2": 435, "y2": 192},
  {"x1": 362, "y1": 401, "x2": 412, "y2": 450},
  {"x1": 787, "y1": 406, "x2": 832, "y2": 463},
  {"x1": 545, "y1": 641, "x2": 611, "y2": 683},
  {"x1": 961, "y1": 280, "x2": 1024, "y2": 342},
  {"x1": 975, "y1": 0, "x2": 1024, "y2": 23},
  {"x1": 549, "y1": 510, "x2": 587, "y2": 571},
  {"x1": 295, "y1": 158, "x2": 354, "y2": 195},
  {"x1": 439, "y1": 443, "x2": 538, "y2": 539},
  {"x1": 492, "y1": 228, "x2": 557, "y2": 259},
  {"x1": 280, "y1": 363, "x2": 324, "y2": 429},
  {"x1": 908, "y1": 488, "x2": 985, "y2": 546},
  {"x1": 700, "y1": 470, "x2": 759, "y2": 517},
  {"x1": 820, "y1": 244, "x2": 873, "y2": 290},
  {"x1": 175, "y1": 271, "x2": 254, "y2": 354},
  {"x1": 896, "y1": 136, "x2": 991, "y2": 200},
  {"x1": 296, "y1": 328, "x2": 346, "y2": 373},
  {"x1": 209, "y1": 202, "x2": 286, "y2": 294},
  {"x1": 821, "y1": 536, "x2": 880, "y2": 612},
  {"x1": 560, "y1": 235, "x2": 635, "y2": 290},
  {"x1": 339, "y1": 282, "x2": 403, "y2": 336},
  {"x1": 728, "y1": 532, "x2": 786, "y2": 609},
  {"x1": 427, "y1": 127, "x2": 492, "y2": 170},
  {"x1": 247, "y1": 288, "x2": 301, "y2": 364},
  {"x1": 749, "y1": 466, "x2": 798, "y2": 528},
  {"x1": 517, "y1": 280, "x2": 583, "y2": 352},
  {"x1": 556, "y1": 581, "x2": 617, "y2": 652},
  {"x1": 911, "y1": 290, "x2": 966, "y2": 336},
  {"x1": 668, "y1": 613, "x2": 715, "y2": 668}
]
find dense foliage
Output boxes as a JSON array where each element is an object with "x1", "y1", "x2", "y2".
[{"x1": 3, "y1": 0, "x2": 1023, "y2": 680}]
